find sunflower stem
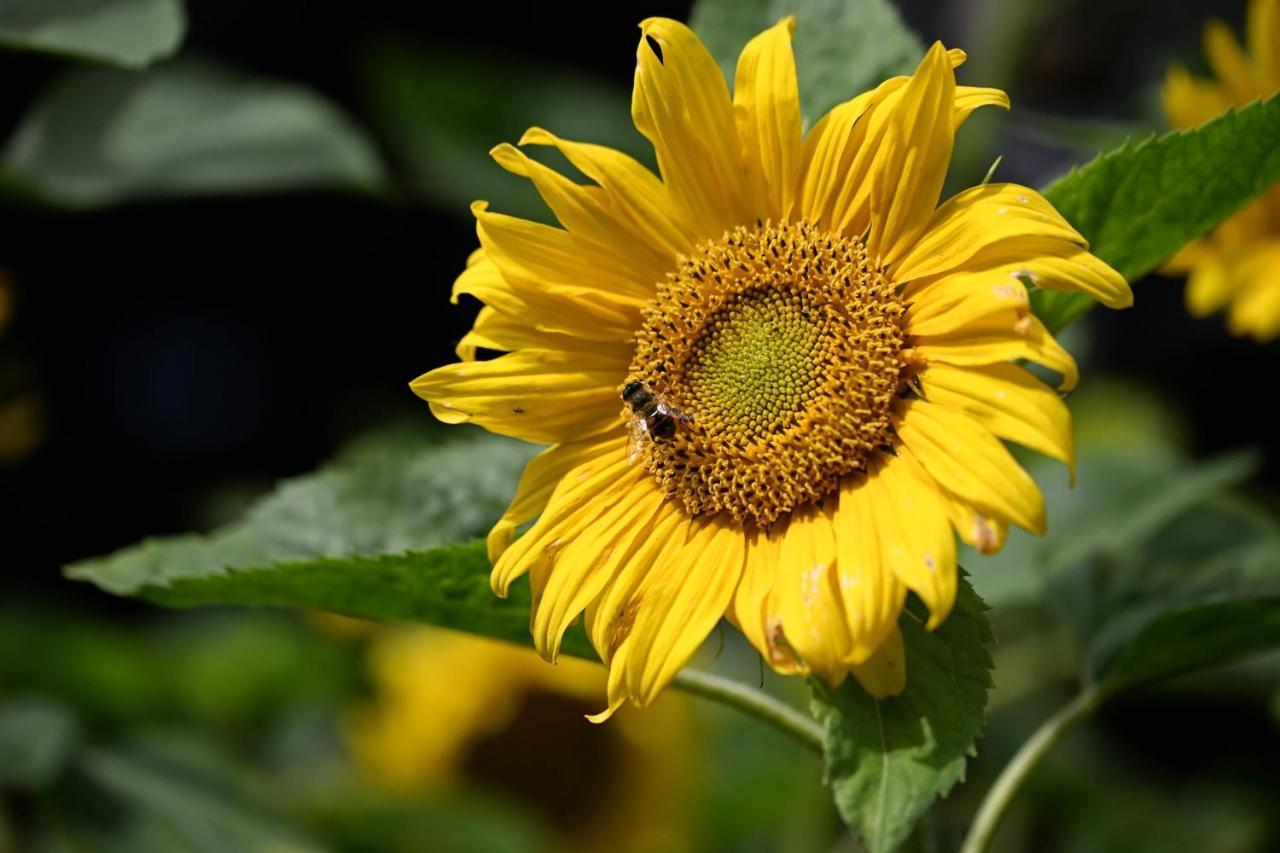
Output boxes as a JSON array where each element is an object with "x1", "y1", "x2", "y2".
[
  {"x1": 671, "y1": 668, "x2": 824, "y2": 754},
  {"x1": 960, "y1": 688, "x2": 1102, "y2": 853}
]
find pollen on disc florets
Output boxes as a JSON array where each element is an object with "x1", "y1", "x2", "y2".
[{"x1": 626, "y1": 220, "x2": 907, "y2": 527}]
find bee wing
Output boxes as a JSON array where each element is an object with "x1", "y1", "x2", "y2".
[{"x1": 626, "y1": 417, "x2": 650, "y2": 465}]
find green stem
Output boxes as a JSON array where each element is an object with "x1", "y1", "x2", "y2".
[
  {"x1": 672, "y1": 668, "x2": 824, "y2": 755},
  {"x1": 960, "y1": 688, "x2": 1102, "y2": 853}
]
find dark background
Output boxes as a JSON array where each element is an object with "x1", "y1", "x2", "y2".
[{"x1": 2, "y1": 0, "x2": 1273, "y2": 604}]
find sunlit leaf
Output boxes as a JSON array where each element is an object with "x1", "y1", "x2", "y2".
[
  {"x1": 66, "y1": 429, "x2": 534, "y2": 594},
  {"x1": 811, "y1": 576, "x2": 993, "y2": 853},
  {"x1": 63, "y1": 431, "x2": 600, "y2": 657},
  {"x1": 691, "y1": 0, "x2": 922, "y2": 125},
  {"x1": 0, "y1": 0, "x2": 184, "y2": 69},
  {"x1": 1034, "y1": 94, "x2": 1280, "y2": 332},
  {"x1": 3, "y1": 58, "x2": 386, "y2": 207}
]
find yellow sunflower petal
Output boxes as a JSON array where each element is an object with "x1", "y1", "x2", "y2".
[
  {"x1": 633, "y1": 17, "x2": 747, "y2": 236},
  {"x1": 1226, "y1": 243, "x2": 1280, "y2": 340},
  {"x1": 618, "y1": 520, "x2": 745, "y2": 706},
  {"x1": 455, "y1": 306, "x2": 634, "y2": 363},
  {"x1": 489, "y1": 143, "x2": 670, "y2": 288},
  {"x1": 473, "y1": 203, "x2": 646, "y2": 327},
  {"x1": 867, "y1": 42, "x2": 958, "y2": 266},
  {"x1": 906, "y1": 238, "x2": 1130, "y2": 311},
  {"x1": 531, "y1": 481, "x2": 673, "y2": 660},
  {"x1": 954, "y1": 85, "x2": 1010, "y2": 126},
  {"x1": 914, "y1": 310, "x2": 1080, "y2": 392},
  {"x1": 1023, "y1": 242, "x2": 1133, "y2": 308},
  {"x1": 1161, "y1": 65, "x2": 1234, "y2": 129},
  {"x1": 895, "y1": 398, "x2": 1046, "y2": 535},
  {"x1": 919, "y1": 362, "x2": 1074, "y2": 477},
  {"x1": 491, "y1": 437, "x2": 631, "y2": 595},
  {"x1": 891, "y1": 184, "x2": 1084, "y2": 283},
  {"x1": 1205, "y1": 18, "x2": 1257, "y2": 103},
  {"x1": 485, "y1": 434, "x2": 627, "y2": 564},
  {"x1": 733, "y1": 16, "x2": 803, "y2": 221},
  {"x1": 1249, "y1": 0, "x2": 1280, "y2": 90},
  {"x1": 890, "y1": 446, "x2": 1009, "y2": 554},
  {"x1": 730, "y1": 526, "x2": 805, "y2": 674},
  {"x1": 800, "y1": 49, "x2": 977, "y2": 233},
  {"x1": 861, "y1": 454, "x2": 958, "y2": 629},
  {"x1": 775, "y1": 501, "x2": 851, "y2": 684},
  {"x1": 905, "y1": 267, "x2": 1031, "y2": 336},
  {"x1": 1185, "y1": 250, "x2": 1235, "y2": 316},
  {"x1": 411, "y1": 349, "x2": 623, "y2": 445},
  {"x1": 519, "y1": 127, "x2": 694, "y2": 261},
  {"x1": 850, "y1": 625, "x2": 907, "y2": 698},
  {"x1": 832, "y1": 471, "x2": 910, "y2": 663},
  {"x1": 797, "y1": 79, "x2": 902, "y2": 228},
  {"x1": 585, "y1": 511, "x2": 692, "y2": 664}
]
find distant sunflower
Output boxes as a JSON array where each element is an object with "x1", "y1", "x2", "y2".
[
  {"x1": 412, "y1": 18, "x2": 1131, "y2": 716},
  {"x1": 348, "y1": 629, "x2": 695, "y2": 851},
  {"x1": 1162, "y1": 0, "x2": 1280, "y2": 340}
]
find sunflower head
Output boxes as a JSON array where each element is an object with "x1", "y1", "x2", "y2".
[
  {"x1": 1161, "y1": 0, "x2": 1280, "y2": 340},
  {"x1": 348, "y1": 629, "x2": 696, "y2": 850},
  {"x1": 412, "y1": 16, "x2": 1131, "y2": 716},
  {"x1": 630, "y1": 220, "x2": 908, "y2": 526}
]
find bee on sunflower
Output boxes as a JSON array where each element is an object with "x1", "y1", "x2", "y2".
[{"x1": 413, "y1": 17, "x2": 1132, "y2": 717}]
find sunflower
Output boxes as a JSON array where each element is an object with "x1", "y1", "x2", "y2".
[
  {"x1": 412, "y1": 17, "x2": 1131, "y2": 716},
  {"x1": 348, "y1": 628, "x2": 696, "y2": 851},
  {"x1": 1162, "y1": 0, "x2": 1280, "y2": 340}
]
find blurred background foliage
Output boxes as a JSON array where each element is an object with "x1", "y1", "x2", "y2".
[{"x1": 1, "y1": 0, "x2": 1278, "y2": 851}]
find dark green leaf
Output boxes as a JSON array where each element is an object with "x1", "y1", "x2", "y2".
[
  {"x1": 3, "y1": 58, "x2": 386, "y2": 208},
  {"x1": 0, "y1": 0, "x2": 183, "y2": 69},
  {"x1": 362, "y1": 40, "x2": 648, "y2": 221},
  {"x1": 48, "y1": 739, "x2": 324, "y2": 853},
  {"x1": 63, "y1": 431, "x2": 598, "y2": 656},
  {"x1": 0, "y1": 697, "x2": 82, "y2": 792},
  {"x1": 1099, "y1": 592, "x2": 1280, "y2": 695},
  {"x1": 0, "y1": 609, "x2": 359, "y2": 731},
  {"x1": 691, "y1": 0, "x2": 923, "y2": 125},
  {"x1": 91, "y1": 542, "x2": 593, "y2": 660},
  {"x1": 66, "y1": 429, "x2": 534, "y2": 594},
  {"x1": 1043, "y1": 450, "x2": 1261, "y2": 576},
  {"x1": 1077, "y1": 536, "x2": 1280, "y2": 695},
  {"x1": 811, "y1": 575, "x2": 993, "y2": 853},
  {"x1": 1036, "y1": 94, "x2": 1280, "y2": 332}
]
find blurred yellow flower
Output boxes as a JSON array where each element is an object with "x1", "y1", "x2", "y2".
[
  {"x1": 412, "y1": 18, "x2": 1130, "y2": 715},
  {"x1": 348, "y1": 629, "x2": 696, "y2": 852},
  {"x1": 1162, "y1": 0, "x2": 1280, "y2": 340}
]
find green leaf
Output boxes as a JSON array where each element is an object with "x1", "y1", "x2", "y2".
[
  {"x1": 64, "y1": 431, "x2": 599, "y2": 657},
  {"x1": 0, "y1": 0, "x2": 184, "y2": 69},
  {"x1": 1099, "y1": 590, "x2": 1280, "y2": 695},
  {"x1": 84, "y1": 542, "x2": 592, "y2": 659},
  {"x1": 67, "y1": 429, "x2": 534, "y2": 594},
  {"x1": 811, "y1": 575, "x2": 993, "y2": 853},
  {"x1": 0, "y1": 609, "x2": 359, "y2": 731},
  {"x1": 1035, "y1": 94, "x2": 1280, "y2": 332},
  {"x1": 49, "y1": 739, "x2": 325, "y2": 853},
  {"x1": 0, "y1": 697, "x2": 82, "y2": 792},
  {"x1": 362, "y1": 40, "x2": 648, "y2": 221},
  {"x1": 1075, "y1": 535, "x2": 1280, "y2": 694},
  {"x1": 691, "y1": 0, "x2": 923, "y2": 125},
  {"x1": 3, "y1": 58, "x2": 386, "y2": 208},
  {"x1": 1043, "y1": 450, "x2": 1261, "y2": 577}
]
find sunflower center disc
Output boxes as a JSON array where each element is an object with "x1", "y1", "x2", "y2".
[{"x1": 627, "y1": 221, "x2": 908, "y2": 527}]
